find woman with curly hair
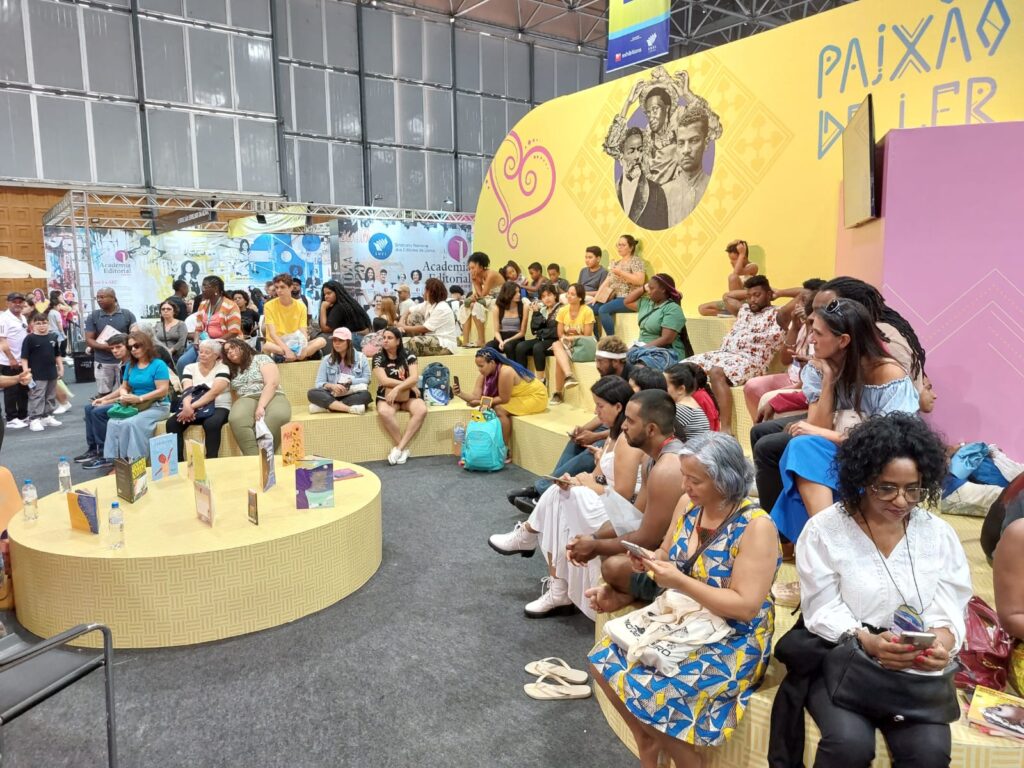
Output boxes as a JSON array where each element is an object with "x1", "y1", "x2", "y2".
[
  {"x1": 769, "y1": 298, "x2": 920, "y2": 545},
  {"x1": 778, "y1": 412, "x2": 971, "y2": 768}
]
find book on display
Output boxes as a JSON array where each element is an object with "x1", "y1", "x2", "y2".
[
  {"x1": 187, "y1": 439, "x2": 207, "y2": 484},
  {"x1": 67, "y1": 489, "x2": 100, "y2": 534},
  {"x1": 114, "y1": 457, "x2": 148, "y2": 503},
  {"x1": 247, "y1": 489, "x2": 259, "y2": 525},
  {"x1": 967, "y1": 686, "x2": 1024, "y2": 742},
  {"x1": 194, "y1": 480, "x2": 215, "y2": 526},
  {"x1": 296, "y1": 457, "x2": 334, "y2": 509},
  {"x1": 149, "y1": 433, "x2": 178, "y2": 481},
  {"x1": 281, "y1": 422, "x2": 305, "y2": 466}
]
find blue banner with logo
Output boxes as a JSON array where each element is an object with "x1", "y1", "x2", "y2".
[
  {"x1": 332, "y1": 218, "x2": 474, "y2": 317},
  {"x1": 607, "y1": 0, "x2": 670, "y2": 73}
]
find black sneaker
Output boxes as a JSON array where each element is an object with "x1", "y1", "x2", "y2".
[
  {"x1": 83, "y1": 457, "x2": 115, "y2": 471},
  {"x1": 513, "y1": 497, "x2": 538, "y2": 515},
  {"x1": 505, "y1": 486, "x2": 539, "y2": 504},
  {"x1": 74, "y1": 449, "x2": 98, "y2": 464}
]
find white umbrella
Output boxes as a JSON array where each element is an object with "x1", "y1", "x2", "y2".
[{"x1": 0, "y1": 257, "x2": 47, "y2": 279}]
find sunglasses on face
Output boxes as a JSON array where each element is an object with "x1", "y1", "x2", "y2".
[
  {"x1": 128, "y1": 343, "x2": 141, "y2": 350},
  {"x1": 869, "y1": 484, "x2": 924, "y2": 503}
]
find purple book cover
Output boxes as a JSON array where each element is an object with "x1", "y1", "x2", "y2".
[{"x1": 296, "y1": 458, "x2": 334, "y2": 509}]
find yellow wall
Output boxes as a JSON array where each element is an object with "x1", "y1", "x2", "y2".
[{"x1": 473, "y1": 0, "x2": 1024, "y2": 313}]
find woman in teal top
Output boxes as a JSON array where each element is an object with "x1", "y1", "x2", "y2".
[
  {"x1": 102, "y1": 330, "x2": 171, "y2": 463},
  {"x1": 624, "y1": 273, "x2": 693, "y2": 360}
]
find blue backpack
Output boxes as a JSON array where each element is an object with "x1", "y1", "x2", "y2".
[
  {"x1": 420, "y1": 362, "x2": 451, "y2": 406},
  {"x1": 626, "y1": 346, "x2": 679, "y2": 372},
  {"x1": 460, "y1": 410, "x2": 506, "y2": 471}
]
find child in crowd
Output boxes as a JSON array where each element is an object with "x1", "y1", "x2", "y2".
[
  {"x1": 448, "y1": 285, "x2": 465, "y2": 315},
  {"x1": 20, "y1": 311, "x2": 64, "y2": 432},
  {"x1": 546, "y1": 263, "x2": 570, "y2": 292},
  {"x1": 523, "y1": 262, "x2": 545, "y2": 299}
]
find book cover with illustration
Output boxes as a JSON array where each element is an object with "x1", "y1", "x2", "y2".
[
  {"x1": 281, "y1": 422, "x2": 305, "y2": 466},
  {"x1": 968, "y1": 686, "x2": 1024, "y2": 742},
  {"x1": 187, "y1": 439, "x2": 207, "y2": 484},
  {"x1": 67, "y1": 489, "x2": 100, "y2": 534},
  {"x1": 149, "y1": 433, "x2": 179, "y2": 481},
  {"x1": 333, "y1": 467, "x2": 362, "y2": 482},
  {"x1": 247, "y1": 489, "x2": 259, "y2": 525},
  {"x1": 296, "y1": 457, "x2": 334, "y2": 509},
  {"x1": 114, "y1": 457, "x2": 148, "y2": 503},
  {"x1": 194, "y1": 480, "x2": 215, "y2": 527}
]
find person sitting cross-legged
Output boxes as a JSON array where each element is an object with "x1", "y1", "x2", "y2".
[
  {"x1": 307, "y1": 328, "x2": 372, "y2": 415},
  {"x1": 684, "y1": 275, "x2": 787, "y2": 435},
  {"x1": 506, "y1": 335, "x2": 634, "y2": 513},
  {"x1": 589, "y1": 432, "x2": 780, "y2": 768},
  {"x1": 488, "y1": 376, "x2": 644, "y2": 617},
  {"x1": 453, "y1": 347, "x2": 547, "y2": 455}
]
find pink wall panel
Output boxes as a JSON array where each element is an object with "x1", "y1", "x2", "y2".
[{"x1": 879, "y1": 122, "x2": 1024, "y2": 455}]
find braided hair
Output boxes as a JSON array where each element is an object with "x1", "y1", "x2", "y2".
[{"x1": 821, "y1": 277, "x2": 926, "y2": 379}]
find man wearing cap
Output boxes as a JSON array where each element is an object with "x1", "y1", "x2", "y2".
[
  {"x1": 0, "y1": 293, "x2": 31, "y2": 428},
  {"x1": 395, "y1": 284, "x2": 415, "y2": 320},
  {"x1": 623, "y1": 274, "x2": 692, "y2": 360},
  {"x1": 84, "y1": 288, "x2": 137, "y2": 395}
]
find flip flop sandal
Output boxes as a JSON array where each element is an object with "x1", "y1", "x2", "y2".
[
  {"x1": 524, "y1": 672, "x2": 592, "y2": 701},
  {"x1": 524, "y1": 657, "x2": 589, "y2": 685}
]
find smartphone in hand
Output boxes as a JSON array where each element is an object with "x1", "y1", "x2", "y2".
[
  {"x1": 899, "y1": 631, "x2": 936, "y2": 650},
  {"x1": 622, "y1": 541, "x2": 655, "y2": 561}
]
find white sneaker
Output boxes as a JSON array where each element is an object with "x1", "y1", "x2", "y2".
[
  {"x1": 349, "y1": 404, "x2": 366, "y2": 415},
  {"x1": 53, "y1": 403, "x2": 71, "y2": 415},
  {"x1": 524, "y1": 577, "x2": 575, "y2": 618},
  {"x1": 7, "y1": 419, "x2": 27, "y2": 430},
  {"x1": 308, "y1": 403, "x2": 328, "y2": 414},
  {"x1": 28, "y1": 419, "x2": 44, "y2": 432},
  {"x1": 488, "y1": 521, "x2": 538, "y2": 557},
  {"x1": 43, "y1": 416, "x2": 62, "y2": 427},
  {"x1": 387, "y1": 447, "x2": 402, "y2": 465},
  {"x1": 395, "y1": 448, "x2": 409, "y2": 465},
  {"x1": 63, "y1": 356, "x2": 74, "y2": 366}
]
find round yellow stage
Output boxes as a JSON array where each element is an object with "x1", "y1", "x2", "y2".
[{"x1": 8, "y1": 457, "x2": 382, "y2": 649}]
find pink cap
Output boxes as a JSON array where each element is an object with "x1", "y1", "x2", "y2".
[{"x1": 332, "y1": 327, "x2": 352, "y2": 341}]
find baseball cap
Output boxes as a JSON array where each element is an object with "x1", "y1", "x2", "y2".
[
  {"x1": 6, "y1": 292, "x2": 25, "y2": 302},
  {"x1": 332, "y1": 327, "x2": 352, "y2": 341}
]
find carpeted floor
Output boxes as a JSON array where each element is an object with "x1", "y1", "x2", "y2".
[{"x1": 0, "y1": 381, "x2": 631, "y2": 767}]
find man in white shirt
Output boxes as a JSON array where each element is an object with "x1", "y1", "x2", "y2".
[
  {"x1": 0, "y1": 292, "x2": 31, "y2": 428},
  {"x1": 399, "y1": 278, "x2": 458, "y2": 356},
  {"x1": 396, "y1": 284, "x2": 416, "y2": 321}
]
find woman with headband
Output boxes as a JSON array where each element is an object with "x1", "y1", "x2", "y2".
[
  {"x1": 453, "y1": 347, "x2": 547, "y2": 450},
  {"x1": 623, "y1": 273, "x2": 693, "y2": 361}
]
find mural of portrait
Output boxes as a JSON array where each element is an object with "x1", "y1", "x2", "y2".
[{"x1": 603, "y1": 67, "x2": 723, "y2": 230}]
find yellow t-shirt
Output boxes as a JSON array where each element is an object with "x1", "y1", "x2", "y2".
[
  {"x1": 264, "y1": 297, "x2": 308, "y2": 336},
  {"x1": 556, "y1": 304, "x2": 595, "y2": 335}
]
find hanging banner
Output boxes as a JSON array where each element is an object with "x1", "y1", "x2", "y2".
[
  {"x1": 44, "y1": 227, "x2": 330, "y2": 318},
  {"x1": 607, "y1": 0, "x2": 670, "y2": 73},
  {"x1": 332, "y1": 218, "x2": 473, "y2": 317}
]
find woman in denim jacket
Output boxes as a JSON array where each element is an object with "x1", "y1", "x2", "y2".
[{"x1": 306, "y1": 328, "x2": 372, "y2": 415}]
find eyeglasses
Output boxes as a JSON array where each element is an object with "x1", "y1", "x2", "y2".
[
  {"x1": 869, "y1": 484, "x2": 924, "y2": 503},
  {"x1": 128, "y1": 343, "x2": 141, "y2": 350},
  {"x1": 822, "y1": 298, "x2": 844, "y2": 317}
]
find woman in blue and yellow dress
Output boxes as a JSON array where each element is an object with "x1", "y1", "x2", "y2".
[{"x1": 589, "y1": 432, "x2": 781, "y2": 768}]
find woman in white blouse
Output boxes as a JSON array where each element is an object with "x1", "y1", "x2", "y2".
[{"x1": 794, "y1": 412, "x2": 972, "y2": 767}]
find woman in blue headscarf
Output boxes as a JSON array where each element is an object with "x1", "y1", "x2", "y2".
[{"x1": 454, "y1": 347, "x2": 548, "y2": 450}]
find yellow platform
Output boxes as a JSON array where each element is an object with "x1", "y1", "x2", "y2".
[
  {"x1": 9, "y1": 456, "x2": 382, "y2": 649},
  {"x1": 591, "y1": 512, "x2": 1022, "y2": 767}
]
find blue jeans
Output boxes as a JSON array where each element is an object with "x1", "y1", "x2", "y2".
[
  {"x1": 84, "y1": 402, "x2": 114, "y2": 452},
  {"x1": 593, "y1": 297, "x2": 635, "y2": 336},
  {"x1": 176, "y1": 344, "x2": 198, "y2": 377},
  {"x1": 534, "y1": 427, "x2": 609, "y2": 494}
]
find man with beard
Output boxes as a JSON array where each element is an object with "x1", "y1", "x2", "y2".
[
  {"x1": 664, "y1": 104, "x2": 713, "y2": 223},
  {"x1": 572, "y1": 389, "x2": 686, "y2": 614},
  {"x1": 616, "y1": 128, "x2": 669, "y2": 231}
]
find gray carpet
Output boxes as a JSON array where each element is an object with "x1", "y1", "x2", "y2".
[{"x1": 0, "y1": 380, "x2": 631, "y2": 767}]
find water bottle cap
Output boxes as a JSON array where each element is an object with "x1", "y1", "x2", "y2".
[
  {"x1": 111, "y1": 501, "x2": 120, "y2": 507},
  {"x1": 23, "y1": 479, "x2": 31, "y2": 484}
]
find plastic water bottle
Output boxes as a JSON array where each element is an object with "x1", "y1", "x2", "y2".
[
  {"x1": 22, "y1": 480, "x2": 38, "y2": 523},
  {"x1": 108, "y1": 502, "x2": 125, "y2": 550},
  {"x1": 58, "y1": 456, "x2": 72, "y2": 493},
  {"x1": 453, "y1": 422, "x2": 466, "y2": 446}
]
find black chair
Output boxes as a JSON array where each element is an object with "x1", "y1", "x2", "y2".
[{"x1": 0, "y1": 623, "x2": 118, "y2": 767}]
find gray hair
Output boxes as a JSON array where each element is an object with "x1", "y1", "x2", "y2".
[
  {"x1": 198, "y1": 339, "x2": 223, "y2": 357},
  {"x1": 681, "y1": 432, "x2": 754, "y2": 505}
]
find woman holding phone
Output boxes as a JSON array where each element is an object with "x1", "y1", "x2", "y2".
[
  {"x1": 771, "y1": 413, "x2": 972, "y2": 767},
  {"x1": 488, "y1": 376, "x2": 642, "y2": 618}
]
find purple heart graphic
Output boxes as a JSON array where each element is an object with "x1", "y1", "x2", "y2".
[{"x1": 486, "y1": 131, "x2": 556, "y2": 249}]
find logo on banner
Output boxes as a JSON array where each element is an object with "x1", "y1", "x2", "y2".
[
  {"x1": 447, "y1": 236, "x2": 469, "y2": 262},
  {"x1": 368, "y1": 233, "x2": 393, "y2": 260}
]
